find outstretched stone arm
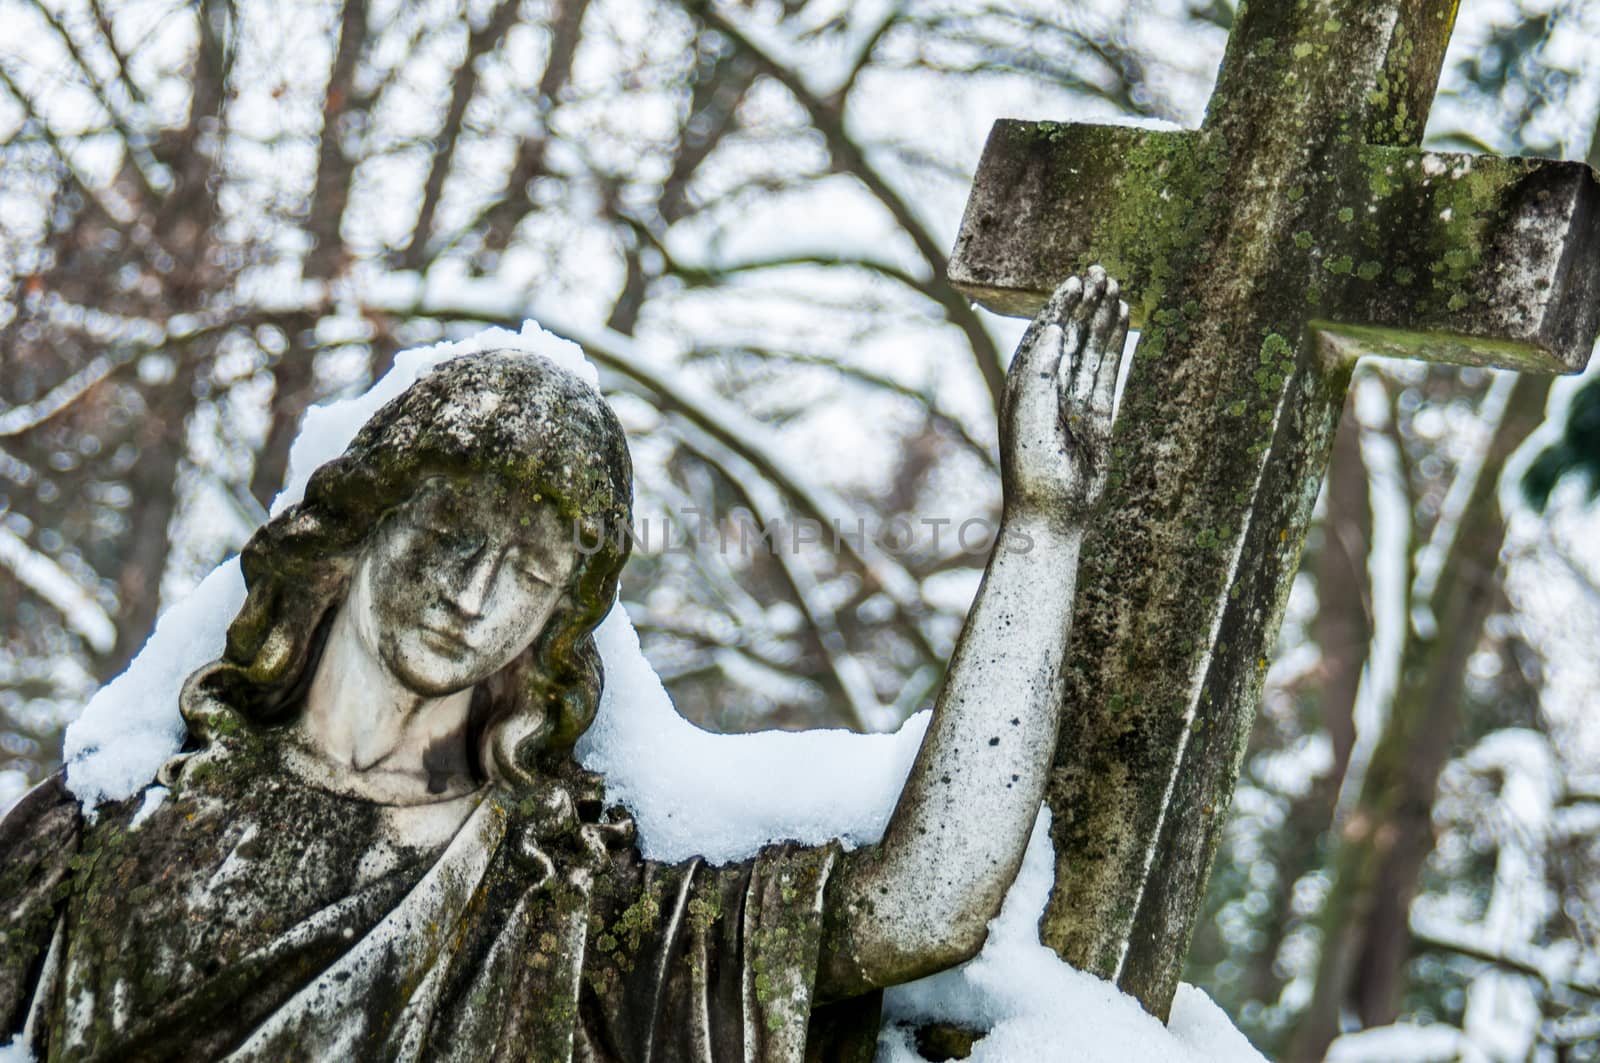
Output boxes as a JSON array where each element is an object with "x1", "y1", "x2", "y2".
[{"x1": 817, "y1": 268, "x2": 1128, "y2": 999}]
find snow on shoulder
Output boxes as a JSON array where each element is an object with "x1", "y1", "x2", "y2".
[{"x1": 54, "y1": 323, "x2": 1263, "y2": 1062}]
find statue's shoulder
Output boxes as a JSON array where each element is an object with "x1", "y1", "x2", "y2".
[
  {"x1": 0, "y1": 768, "x2": 81, "y2": 858},
  {"x1": 0, "y1": 770, "x2": 100, "y2": 926},
  {"x1": 0, "y1": 770, "x2": 83, "y2": 1035}
]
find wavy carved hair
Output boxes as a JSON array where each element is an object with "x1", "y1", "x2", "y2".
[{"x1": 178, "y1": 351, "x2": 634, "y2": 792}]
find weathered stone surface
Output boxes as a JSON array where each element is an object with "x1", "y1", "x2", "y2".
[
  {"x1": 949, "y1": 0, "x2": 1600, "y2": 1018},
  {"x1": 952, "y1": 128, "x2": 1600, "y2": 372},
  {"x1": 949, "y1": 124, "x2": 1213, "y2": 323}
]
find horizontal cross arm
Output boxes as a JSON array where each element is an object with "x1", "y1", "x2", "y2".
[
  {"x1": 1309, "y1": 147, "x2": 1600, "y2": 373},
  {"x1": 948, "y1": 120, "x2": 1218, "y2": 322}
]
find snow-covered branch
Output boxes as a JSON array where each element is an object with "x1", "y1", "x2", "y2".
[{"x1": 681, "y1": 0, "x2": 1008, "y2": 414}]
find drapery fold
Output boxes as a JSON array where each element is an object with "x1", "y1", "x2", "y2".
[{"x1": 1, "y1": 755, "x2": 875, "y2": 1062}]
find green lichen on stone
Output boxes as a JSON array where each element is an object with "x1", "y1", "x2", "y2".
[
  {"x1": 1033, "y1": 125, "x2": 1224, "y2": 317},
  {"x1": 604, "y1": 878, "x2": 664, "y2": 967},
  {"x1": 1259, "y1": 333, "x2": 1293, "y2": 363},
  {"x1": 687, "y1": 889, "x2": 722, "y2": 937},
  {"x1": 1337, "y1": 207, "x2": 1355, "y2": 223},
  {"x1": 1356, "y1": 260, "x2": 1382, "y2": 281},
  {"x1": 1324, "y1": 255, "x2": 1353, "y2": 275},
  {"x1": 1350, "y1": 147, "x2": 1530, "y2": 317},
  {"x1": 1195, "y1": 521, "x2": 1237, "y2": 551},
  {"x1": 1022, "y1": 120, "x2": 1073, "y2": 145}
]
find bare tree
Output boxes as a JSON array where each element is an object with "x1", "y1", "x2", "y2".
[{"x1": 0, "y1": 0, "x2": 1195, "y2": 783}]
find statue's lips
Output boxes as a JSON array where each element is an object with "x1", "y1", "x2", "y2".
[{"x1": 418, "y1": 626, "x2": 474, "y2": 653}]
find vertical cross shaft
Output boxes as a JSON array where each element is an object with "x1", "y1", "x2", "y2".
[{"x1": 1107, "y1": 1, "x2": 1468, "y2": 1013}]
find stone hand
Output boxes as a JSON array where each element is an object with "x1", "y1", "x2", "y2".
[
  {"x1": 821, "y1": 277, "x2": 1121, "y2": 995},
  {"x1": 1000, "y1": 265, "x2": 1129, "y2": 517}
]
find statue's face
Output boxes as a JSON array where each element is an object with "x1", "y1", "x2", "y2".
[{"x1": 348, "y1": 477, "x2": 578, "y2": 698}]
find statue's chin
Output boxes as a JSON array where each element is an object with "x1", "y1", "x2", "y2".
[{"x1": 380, "y1": 635, "x2": 487, "y2": 700}]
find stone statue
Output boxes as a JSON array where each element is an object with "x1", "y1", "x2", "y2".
[{"x1": 1, "y1": 269, "x2": 1130, "y2": 1061}]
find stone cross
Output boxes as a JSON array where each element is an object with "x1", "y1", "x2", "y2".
[{"x1": 949, "y1": 0, "x2": 1600, "y2": 1017}]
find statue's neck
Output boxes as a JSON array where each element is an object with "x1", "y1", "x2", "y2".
[{"x1": 296, "y1": 602, "x2": 479, "y2": 804}]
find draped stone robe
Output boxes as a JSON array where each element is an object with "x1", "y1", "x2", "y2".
[{"x1": 0, "y1": 740, "x2": 880, "y2": 1061}]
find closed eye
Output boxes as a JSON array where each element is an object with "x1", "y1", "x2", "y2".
[
  {"x1": 507, "y1": 542, "x2": 560, "y2": 586},
  {"x1": 515, "y1": 563, "x2": 556, "y2": 586}
]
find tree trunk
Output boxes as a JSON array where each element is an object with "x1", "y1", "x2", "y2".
[{"x1": 1289, "y1": 373, "x2": 1551, "y2": 1061}]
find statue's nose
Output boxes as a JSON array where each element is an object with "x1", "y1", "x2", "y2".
[{"x1": 449, "y1": 544, "x2": 500, "y2": 619}]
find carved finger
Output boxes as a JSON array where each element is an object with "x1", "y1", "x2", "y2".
[
  {"x1": 1008, "y1": 318, "x2": 1068, "y2": 458},
  {"x1": 1091, "y1": 301, "x2": 1131, "y2": 424},
  {"x1": 1016, "y1": 275, "x2": 1084, "y2": 367},
  {"x1": 1007, "y1": 275, "x2": 1088, "y2": 462},
  {"x1": 1047, "y1": 272, "x2": 1087, "y2": 324},
  {"x1": 1061, "y1": 272, "x2": 1106, "y2": 417},
  {"x1": 1073, "y1": 276, "x2": 1120, "y2": 406},
  {"x1": 1059, "y1": 270, "x2": 1105, "y2": 399},
  {"x1": 1084, "y1": 264, "x2": 1108, "y2": 300}
]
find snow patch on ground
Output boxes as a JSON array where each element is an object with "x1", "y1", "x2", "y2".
[{"x1": 53, "y1": 324, "x2": 1263, "y2": 1061}]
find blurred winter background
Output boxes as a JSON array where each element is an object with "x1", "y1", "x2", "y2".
[{"x1": 1, "y1": 0, "x2": 1598, "y2": 1058}]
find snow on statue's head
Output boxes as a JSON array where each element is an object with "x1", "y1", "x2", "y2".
[{"x1": 180, "y1": 351, "x2": 634, "y2": 792}]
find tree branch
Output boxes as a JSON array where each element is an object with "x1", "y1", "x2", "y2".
[
  {"x1": 469, "y1": 0, "x2": 591, "y2": 258},
  {"x1": 0, "y1": 63, "x2": 134, "y2": 231},
  {"x1": 1411, "y1": 918, "x2": 1600, "y2": 1000},
  {"x1": 86, "y1": 0, "x2": 147, "y2": 105},
  {"x1": 831, "y1": 3, "x2": 904, "y2": 105},
  {"x1": 674, "y1": 418, "x2": 887, "y2": 731},
  {"x1": 659, "y1": 48, "x2": 758, "y2": 226},
  {"x1": 683, "y1": 1, "x2": 1007, "y2": 417},
  {"x1": 0, "y1": 523, "x2": 116, "y2": 654},
  {"x1": 397, "y1": 0, "x2": 522, "y2": 270},
  {"x1": 0, "y1": 352, "x2": 129, "y2": 437},
  {"x1": 303, "y1": 0, "x2": 370, "y2": 281},
  {"x1": 22, "y1": 0, "x2": 163, "y2": 205}
]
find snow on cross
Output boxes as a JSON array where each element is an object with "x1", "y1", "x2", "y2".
[{"x1": 949, "y1": 0, "x2": 1600, "y2": 1024}]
